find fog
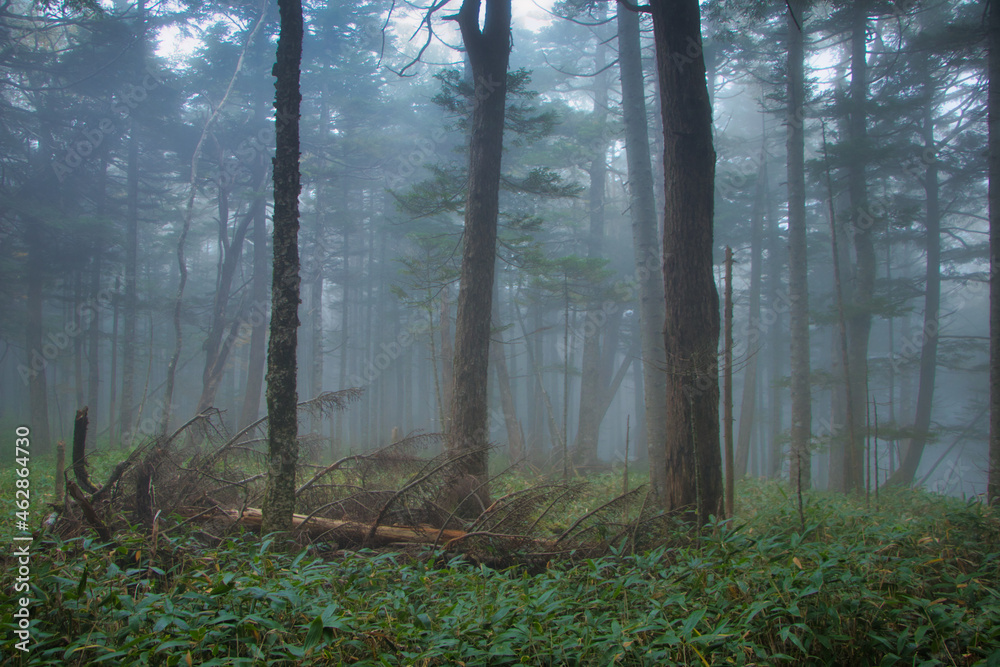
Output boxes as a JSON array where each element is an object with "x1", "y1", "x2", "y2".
[{"x1": 0, "y1": 0, "x2": 991, "y2": 498}]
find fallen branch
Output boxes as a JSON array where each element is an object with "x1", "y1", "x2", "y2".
[{"x1": 67, "y1": 479, "x2": 113, "y2": 544}]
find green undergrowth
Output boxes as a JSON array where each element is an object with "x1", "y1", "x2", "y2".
[{"x1": 2, "y1": 480, "x2": 999, "y2": 666}]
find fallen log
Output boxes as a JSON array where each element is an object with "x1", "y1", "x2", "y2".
[
  {"x1": 206, "y1": 507, "x2": 468, "y2": 546},
  {"x1": 192, "y1": 507, "x2": 561, "y2": 555}
]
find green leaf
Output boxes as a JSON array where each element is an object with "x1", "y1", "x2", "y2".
[
  {"x1": 304, "y1": 615, "x2": 324, "y2": 651},
  {"x1": 681, "y1": 608, "x2": 707, "y2": 638}
]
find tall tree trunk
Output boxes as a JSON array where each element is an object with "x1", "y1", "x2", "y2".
[
  {"x1": 844, "y1": 0, "x2": 873, "y2": 493},
  {"x1": 990, "y1": 0, "x2": 1000, "y2": 507},
  {"x1": 723, "y1": 246, "x2": 734, "y2": 517},
  {"x1": 109, "y1": 276, "x2": 120, "y2": 447},
  {"x1": 119, "y1": 0, "x2": 145, "y2": 448},
  {"x1": 335, "y1": 207, "x2": 350, "y2": 452},
  {"x1": 73, "y1": 272, "x2": 85, "y2": 409},
  {"x1": 574, "y1": 25, "x2": 610, "y2": 467},
  {"x1": 168, "y1": 9, "x2": 265, "y2": 436},
  {"x1": 239, "y1": 154, "x2": 269, "y2": 429},
  {"x1": 735, "y1": 146, "x2": 767, "y2": 478},
  {"x1": 822, "y1": 120, "x2": 860, "y2": 495},
  {"x1": 491, "y1": 282, "x2": 524, "y2": 463},
  {"x1": 86, "y1": 249, "x2": 102, "y2": 446},
  {"x1": 516, "y1": 296, "x2": 564, "y2": 457},
  {"x1": 446, "y1": 0, "x2": 512, "y2": 510},
  {"x1": 617, "y1": 1, "x2": 668, "y2": 498},
  {"x1": 195, "y1": 196, "x2": 256, "y2": 417},
  {"x1": 25, "y1": 223, "x2": 51, "y2": 456},
  {"x1": 261, "y1": 0, "x2": 303, "y2": 534},
  {"x1": 786, "y1": 0, "x2": 812, "y2": 490},
  {"x1": 767, "y1": 174, "x2": 785, "y2": 479},
  {"x1": 119, "y1": 124, "x2": 139, "y2": 447},
  {"x1": 309, "y1": 221, "x2": 325, "y2": 432},
  {"x1": 886, "y1": 52, "x2": 939, "y2": 487},
  {"x1": 440, "y1": 289, "x2": 454, "y2": 428},
  {"x1": 649, "y1": 0, "x2": 722, "y2": 525}
]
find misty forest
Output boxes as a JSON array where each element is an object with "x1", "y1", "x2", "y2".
[{"x1": 2, "y1": 0, "x2": 1000, "y2": 664}]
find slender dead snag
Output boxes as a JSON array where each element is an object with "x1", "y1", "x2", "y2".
[
  {"x1": 54, "y1": 440, "x2": 65, "y2": 505},
  {"x1": 72, "y1": 407, "x2": 98, "y2": 495},
  {"x1": 136, "y1": 460, "x2": 154, "y2": 528},
  {"x1": 723, "y1": 247, "x2": 734, "y2": 519},
  {"x1": 159, "y1": 1, "x2": 268, "y2": 437}
]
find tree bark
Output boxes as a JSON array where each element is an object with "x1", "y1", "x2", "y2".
[
  {"x1": 786, "y1": 0, "x2": 812, "y2": 491},
  {"x1": 650, "y1": 0, "x2": 722, "y2": 525},
  {"x1": 261, "y1": 0, "x2": 303, "y2": 534},
  {"x1": 71, "y1": 407, "x2": 97, "y2": 495},
  {"x1": 990, "y1": 0, "x2": 1000, "y2": 507},
  {"x1": 446, "y1": 0, "x2": 512, "y2": 510}
]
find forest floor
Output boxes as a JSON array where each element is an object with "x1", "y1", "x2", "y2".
[{"x1": 2, "y1": 449, "x2": 999, "y2": 666}]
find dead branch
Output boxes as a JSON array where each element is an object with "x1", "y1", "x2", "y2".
[
  {"x1": 366, "y1": 449, "x2": 485, "y2": 542},
  {"x1": 67, "y1": 479, "x2": 113, "y2": 543},
  {"x1": 296, "y1": 453, "x2": 366, "y2": 496}
]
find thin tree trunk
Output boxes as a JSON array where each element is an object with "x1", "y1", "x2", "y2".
[
  {"x1": 886, "y1": 55, "x2": 940, "y2": 487},
  {"x1": 822, "y1": 121, "x2": 860, "y2": 494},
  {"x1": 335, "y1": 216, "x2": 350, "y2": 450},
  {"x1": 261, "y1": 0, "x2": 303, "y2": 534},
  {"x1": 86, "y1": 249, "x2": 102, "y2": 446},
  {"x1": 724, "y1": 247, "x2": 734, "y2": 518},
  {"x1": 574, "y1": 26, "x2": 610, "y2": 467},
  {"x1": 446, "y1": 0, "x2": 512, "y2": 510},
  {"x1": 168, "y1": 9, "x2": 266, "y2": 436},
  {"x1": 491, "y1": 297, "x2": 524, "y2": 463},
  {"x1": 844, "y1": 0, "x2": 873, "y2": 493},
  {"x1": 990, "y1": 0, "x2": 1000, "y2": 506},
  {"x1": 239, "y1": 156, "x2": 269, "y2": 429},
  {"x1": 109, "y1": 276, "x2": 120, "y2": 448},
  {"x1": 73, "y1": 272, "x2": 85, "y2": 410},
  {"x1": 767, "y1": 171, "x2": 785, "y2": 479},
  {"x1": 735, "y1": 145, "x2": 767, "y2": 478},
  {"x1": 25, "y1": 222, "x2": 52, "y2": 456},
  {"x1": 309, "y1": 230, "x2": 325, "y2": 432},
  {"x1": 786, "y1": 0, "x2": 812, "y2": 491},
  {"x1": 440, "y1": 289, "x2": 454, "y2": 429},
  {"x1": 119, "y1": 124, "x2": 139, "y2": 447},
  {"x1": 515, "y1": 295, "x2": 565, "y2": 456},
  {"x1": 650, "y1": 0, "x2": 722, "y2": 525}
]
